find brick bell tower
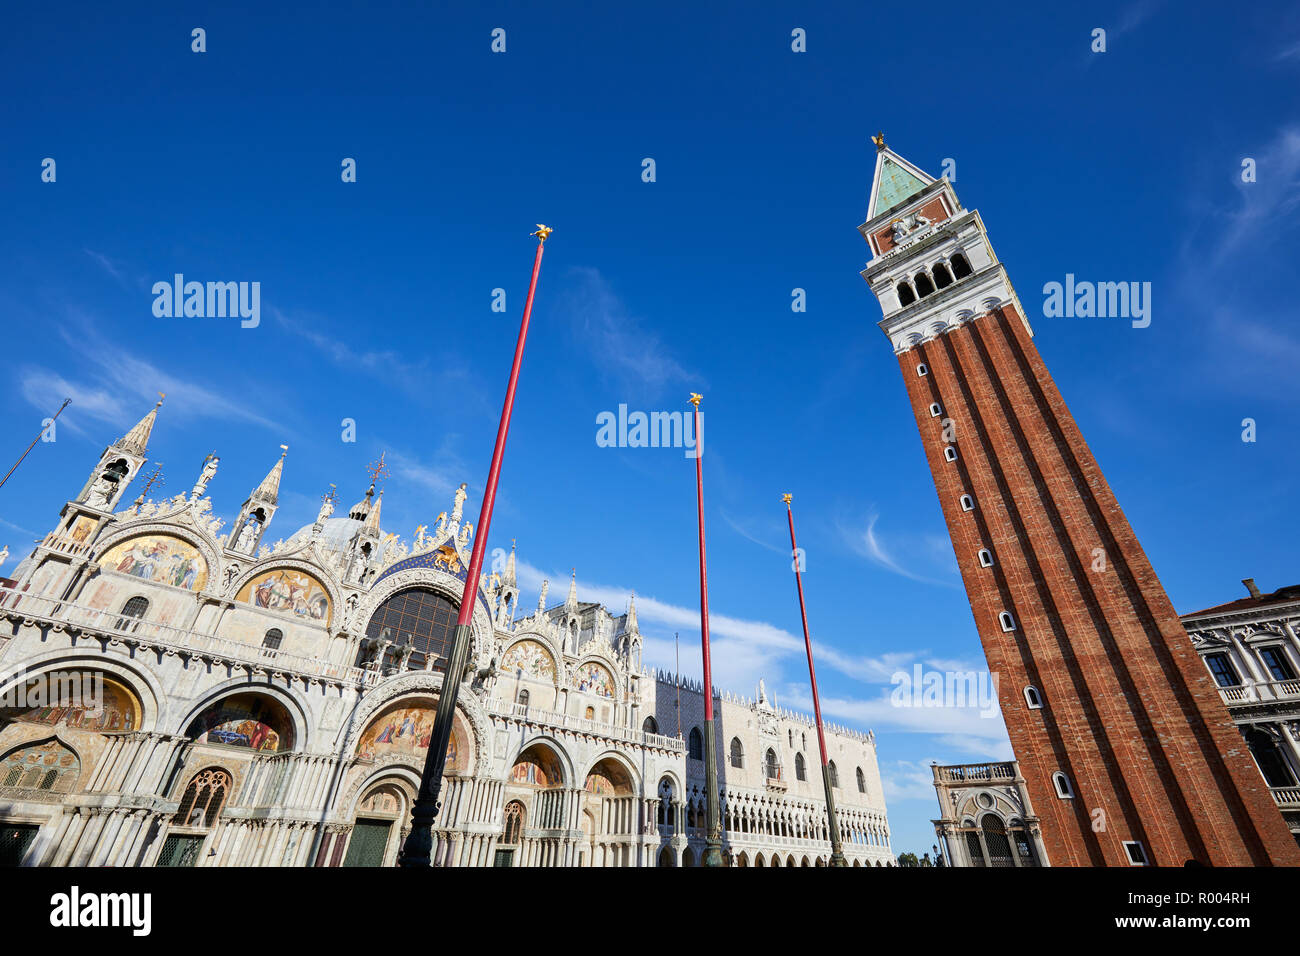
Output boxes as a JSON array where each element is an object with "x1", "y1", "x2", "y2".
[{"x1": 859, "y1": 135, "x2": 1300, "y2": 867}]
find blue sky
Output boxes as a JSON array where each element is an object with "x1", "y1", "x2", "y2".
[{"x1": 1, "y1": 0, "x2": 1298, "y2": 856}]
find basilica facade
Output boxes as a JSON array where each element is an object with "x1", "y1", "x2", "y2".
[{"x1": 0, "y1": 402, "x2": 892, "y2": 868}]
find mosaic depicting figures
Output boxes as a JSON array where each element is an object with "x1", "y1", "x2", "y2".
[
  {"x1": 188, "y1": 693, "x2": 293, "y2": 752},
  {"x1": 98, "y1": 534, "x2": 208, "y2": 591},
  {"x1": 0, "y1": 675, "x2": 142, "y2": 733},
  {"x1": 235, "y1": 568, "x2": 331, "y2": 624},
  {"x1": 356, "y1": 701, "x2": 460, "y2": 767},
  {"x1": 502, "y1": 640, "x2": 556, "y2": 681},
  {"x1": 572, "y1": 662, "x2": 615, "y2": 698}
]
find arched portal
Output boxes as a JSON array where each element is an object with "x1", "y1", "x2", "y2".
[
  {"x1": 584, "y1": 756, "x2": 637, "y2": 868},
  {"x1": 505, "y1": 742, "x2": 567, "y2": 866}
]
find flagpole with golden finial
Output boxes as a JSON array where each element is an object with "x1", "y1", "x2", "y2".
[
  {"x1": 783, "y1": 492, "x2": 847, "y2": 866},
  {"x1": 690, "y1": 391, "x2": 725, "y2": 867},
  {"x1": 399, "y1": 224, "x2": 552, "y2": 867}
]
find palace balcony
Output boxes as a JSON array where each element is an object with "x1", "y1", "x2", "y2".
[{"x1": 1218, "y1": 680, "x2": 1300, "y2": 707}]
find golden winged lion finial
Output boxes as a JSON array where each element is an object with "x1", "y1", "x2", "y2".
[
  {"x1": 781, "y1": 493, "x2": 792, "y2": 504},
  {"x1": 531, "y1": 224, "x2": 553, "y2": 241},
  {"x1": 872, "y1": 131, "x2": 886, "y2": 150},
  {"x1": 688, "y1": 392, "x2": 702, "y2": 407}
]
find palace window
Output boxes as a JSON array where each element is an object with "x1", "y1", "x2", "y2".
[
  {"x1": 116, "y1": 596, "x2": 149, "y2": 631},
  {"x1": 795, "y1": 752, "x2": 806, "y2": 781},
  {"x1": 1205, "y1": 653, "x2": 1240, "y2": 688},
  {"x1": 1052, "y1": 772, "x2": 1073, "y2": 799},
  {"x1": 951, "y1": 253, "x2": 973, "y2": 279},
  {"x1": 262, "y1": 628, "x2": 283, "y2": 650},
  {"x1": 897, "y1": 281, "x2": 916, "y2": 307},
  {"x1": 856, "y1": 766, "x2": 866, "y2": 793},
  {"x1": 730, "y1": 737, "x2": 744, "y2": 769},
  {"x1": 999, "y1": 611, "x2": 1016, "y2": 632},
  {"x1": 977, "y1": 548, "x2": 994, "y2": 568},
  {"x1": 1024, "y1": 686, "x2": 1043, "y2": 709},
  {"x1": 1260, "y1": 647, "x2": 1297, "y2": 682},
  {"x1": 828, "y1": 760, "x2": 839, "y2": 789},
  {"x1": 960, "y1": 494, "x2": 975, "y2": 511},
  {"x1": 944, "y1": 446, "x2": 958, "y2": 462},
  {"x1": 174, "y1": 768, "x2": 231, "y2": 828},
  {"x1": 688, "y1": 727, "x2": 703, "y2": 761},
  {"x1": 765, "y1": 748, "x2": 780, "y2": 780}
]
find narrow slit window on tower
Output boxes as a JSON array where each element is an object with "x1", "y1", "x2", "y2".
[
  {"x1": 999, "y1": 611, "x2": 1016, "y2": 632},
  {"x1": 977, "y1": 549, "x2": 994, "y2": 568},
  {"x1": 943, "y1": 446, "x2": 958, "y2": 462},
  {"x1": 1052, "y1": 772, "x2": 1073, "y2": 799},
  {"x1": 951, "y1": 253, "x2": 972, "y2": 279},
  {"x1": 915, "y1": 273, "x2": 935, "y2": 298},
  {"x1": 917, "y1": 363, "x2": 929, "y2": 377},
  {"x1": 929, "y1": 402, "x2": 942, "y2": 417},
  {"x1": 1123, "y1": 841, "x2": 1149, "y2": 866},
  {"x1": 897, "y1": 281, "x2": 916, "y2": 307},
  {"x1": 1024, "y1": 686, "x2": 1043, "y2": 709},
  {"x1": 960, "y1": 494, "x2": 975, "y2": 512},
  {"x1": 933, "y1": 263, "x2": 953, "y2": 289}
]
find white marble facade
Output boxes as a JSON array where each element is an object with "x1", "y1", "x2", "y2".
[{"x1": 0, "y1": 402, "x2": 892, "y2": 867}]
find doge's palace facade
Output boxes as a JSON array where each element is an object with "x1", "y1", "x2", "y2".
[{"x1": 0, "y1": 401, "x2": 892, "y2": 867}]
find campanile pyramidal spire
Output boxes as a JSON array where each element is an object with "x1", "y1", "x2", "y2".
[{"x1": 859, "y1": 134, "x2": 1300, "y2": 866}]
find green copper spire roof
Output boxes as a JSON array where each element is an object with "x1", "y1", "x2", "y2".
[
  {"x1": 873, "y1": 158, "x2": 929, "y2": 216},
  {"x1": 866, "y1": 142, "x2": 937, "y2": 220}
]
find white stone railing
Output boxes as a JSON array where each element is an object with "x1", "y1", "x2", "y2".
[
  {"x1": 1270, "y1": 786, "x2": 1300, "y2": 809},
  {"x1": 1218, "y1": 679, "x2": 1300, "y2": 706},
  {"x1": 935, "y1": 762, "x2": 1016, "y2": 783},
  {"x1": 0, "y1": 586, "x2": 379, "y2": 688},
  {"x1": 497, "y1": 700, "x2": 685, "y2": 754}
]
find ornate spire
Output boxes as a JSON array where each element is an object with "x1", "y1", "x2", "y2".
[
  {"x1": 565, "y1": 568, "x2": 578, "y2": 610},
  {"x1": 537, "y1": 579, "x2": 549, "y2": 613},
  {"x1": 627, "y1": 593, "x2": 639, "y2": 634},
  {"x1": 503, "y1": 539, "x2": 517, "y2": 588},
  {"x1": 115, "y1": 395, "x2": 164, "y2": 456},
  {"x1": 252, "y1": 445, "x2": 287, "y2": 504},
  {"x1": 866, "y1": 140, "x2": 936, "y2": 220},
  {"x1": 364, "y1": 488, "x2": 384, "y2": 534}
]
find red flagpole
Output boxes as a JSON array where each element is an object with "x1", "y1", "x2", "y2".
[
  {"x1": 784, "y1": 493, "x2": 847, "y2": 866},
  {"x1": 399, "y1": 224, "x2": 551, "y2": 867},
  {"x1": 691, "y1": 393, "x2": 724, "y2": 867}
]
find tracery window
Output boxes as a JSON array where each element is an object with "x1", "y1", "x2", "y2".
[
  {"x1": 688, "y1": 727, "x2": 703, "y2": 761},
  {"x1": 795, "y1": 752, "x2": 806, "y2": 781},
  {"x1": 501, "y1": 801, "x2": 525, "y2": 845},
  {"x1": 174, "y1": 768, "x2": 231, "y2": 828},
  {"x1": 730, "y1": 737, "x2": 744, "y2": 769}
]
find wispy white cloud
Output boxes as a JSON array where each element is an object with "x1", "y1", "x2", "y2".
[
  {"x1": 1210, "y1": 126, "x2": 1300, "y2": 265},
  {"x1": 559, "y1": 267, "x2": 692, "y2": 391},
  {"x1": 719, "y1": 508, "x2": 784, "y2": 553},
  {"x1": 840, "y1": 511, "x2": 959, "y2": 587},
  {"x1": 1274, "y1": 38, "x2": 1300, "y2": 61}
]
